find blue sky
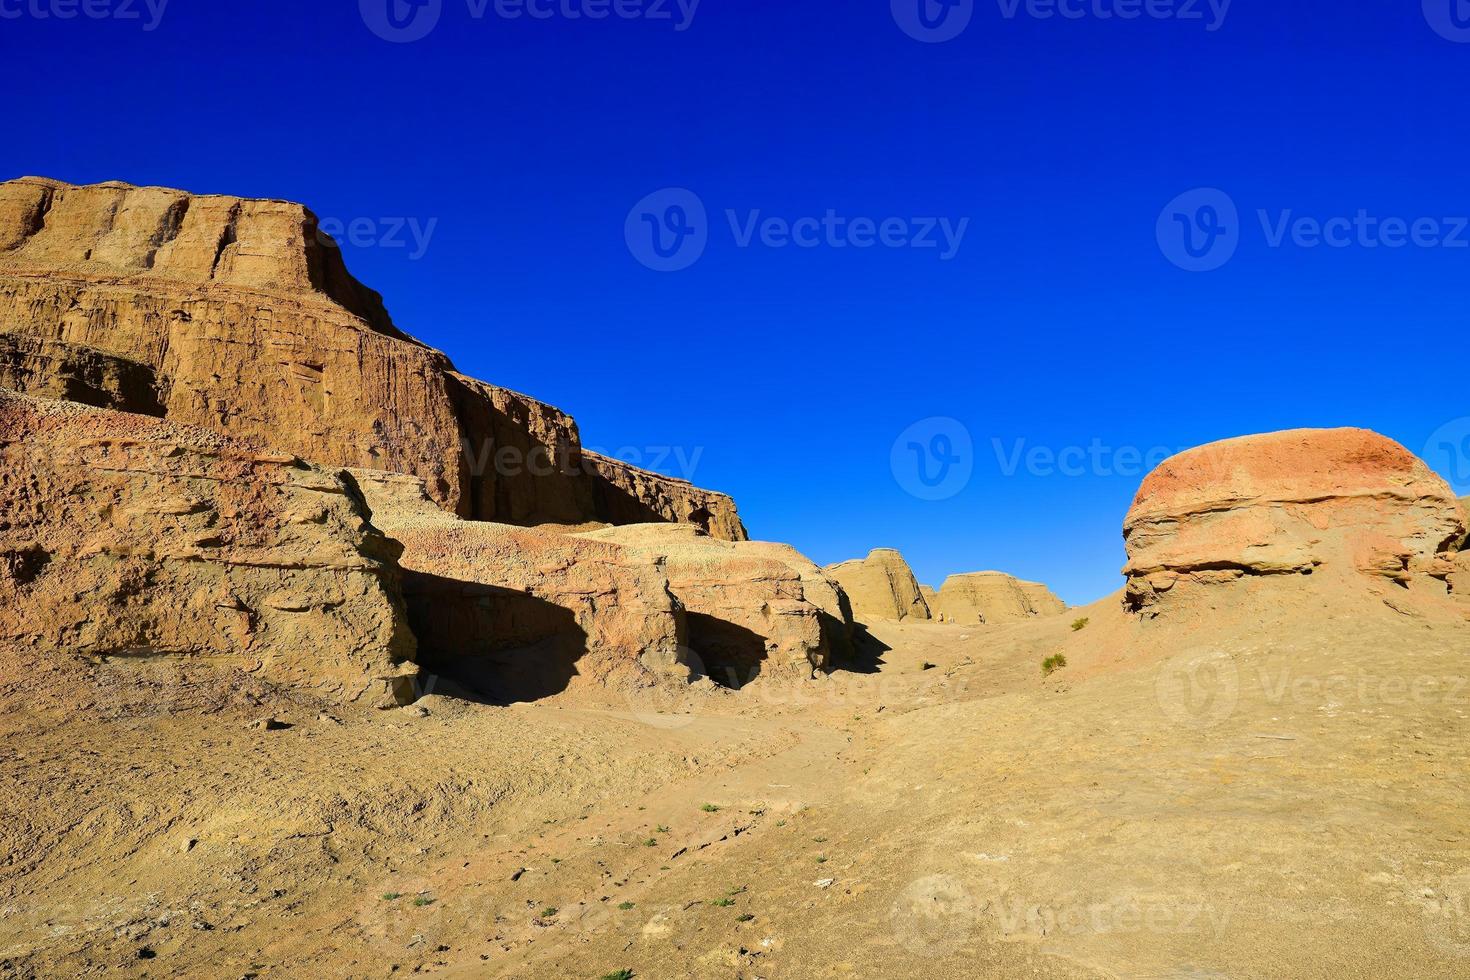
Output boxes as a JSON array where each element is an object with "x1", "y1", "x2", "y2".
[{"x1": 4, "y1": 0, "x2": 1468, "y2": 603}]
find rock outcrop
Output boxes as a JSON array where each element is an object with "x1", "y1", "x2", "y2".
[
  {"x1": 1122, "y1": 428, "x2": 1465, "y2": 614},
  {"x1": 825, "y1": 549, "x2": 931, "y2": 624},
  {"x1": 0, "y1": 389, "x2": 417, "y2": 705},
  {"x1": 354, "y1": 471, "x2": 687, "y2": 702},
  {"x1": 0, "y1": 177, "x2": 745, "y2": 540},
  {"x1": 0, "y1": 333, "x2": 163, "y2": 416},
  {"x1": 918, "y1": 584, "x2": 946, "y2": 621},
  {"x1": 581, "y1": 524, "x2": 849, "y2": 683},
  {"x1": 934, "y1": 572, "x2": 1067, "y2": 625}
]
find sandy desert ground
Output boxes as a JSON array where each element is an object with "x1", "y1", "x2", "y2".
[{"x1": 5, "y1": 576, "x2": 1469, "y2": 979}]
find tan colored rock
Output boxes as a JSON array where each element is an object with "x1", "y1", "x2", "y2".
[
  {"x1": 584, "y1": 451, "x2": 746, "y2": 541},
  {"x1": 934, "y1": 572, "x2": 1067, "y2": 625},
  {"x1": 918, "y1": 584, "x2": 942, "y2": 620},
  {"x1": 825, "y1": 549, "x2": 931, "y2": 624},
  {"x1": 0, "y1": 333, "x2": 163, "y2": 415},
  {"x1": 1122, "y1": 428, "x2": 1465, "y2": 614},
  {"x1": 0, "y1": 177, "x2": 745, "y2": 540},
  {"x1": 354, "y1": 472, "x2": 686, "y2": 702},
  {"x1": 0, "y1": 389, "x2": 417, "y2": 706},
  {"x1": 579, "y1": 524, "x2": 843, "y2": 683}
]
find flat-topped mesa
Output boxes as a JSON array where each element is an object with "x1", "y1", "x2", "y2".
[
  {"x1": 825, "y1": 548, "x2": 931, "y2": 624},
  {"x1": 0, "y1": 176, "x2": 747, "y2": 540},
  {"x1": 934, "y1": 571, "x2": 1067, "y2": 625},
  {"x1": 1122, "y1": 428, "x2": 1466, "y2": 614}
]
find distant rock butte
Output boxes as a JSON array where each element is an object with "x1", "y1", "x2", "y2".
[
  {"x1": 825, "y1": 549, "x2": 931, "y2": 624},
  {"x1": 934, "y1": 572, "x2": 1067, "y2": 625},
  {"x1": 0, "y1": 176, "x2": 744, "y2": 540},
  {"x1": 1122, "y1": 428, "x2": 1466, "y2": 614},
  {"x1": 0, "y1": 390, "x2": 418, "y2": 706}
]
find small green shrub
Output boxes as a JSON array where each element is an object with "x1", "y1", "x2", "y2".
[
  {"x1": 700, "y1": 803, "x2": 720, "y2": 813},
  {"x1": 540, "y1": 906, "x2": 558, "y2": 918},
  {"x1": 1041, "y1": 654, "x2": 1068, "y2": 676},
  {"x1": 412, "y1": 897, "x2": 435, "y2": 907},
  {"x1": 1071, "y1": 617, "x2": 1089, "y2": 632},
  {"x1": 710, "y1": 898, "x2": 735, "y2": 907},
  {"x1": 601, "y1": 971, "x2": 634, "y2": 980},
  {"x1": 641, "y1": 837, "x2": 658, "y2": 847},
  {"x1": 380, "y1": 892, "x2": 401, "y2": 901},
  {"x1": 618, "y1": 901, "x2": 635, "y2": 910},
  {"x1": 736, "y1": 913, "x2": 754, "y2": 922}
]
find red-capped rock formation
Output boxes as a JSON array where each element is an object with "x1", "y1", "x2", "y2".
[{"x1": 1122, "y1": 428, "x2": 1465, "y2": 614}]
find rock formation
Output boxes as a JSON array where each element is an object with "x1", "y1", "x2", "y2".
[
  {"x1": 0, "y1": 176, "x2": 745, "y2": 540},
  {"x1": 933, "y1": 572, "x2": 1067, "y2": 624},
  {"x1": 0, "y1": 389, "x2": 417, "y2": 706},
  {"x1": 352, "y1": 469, "x2": 687, "y2": 702},
  {"x1": 0, "y1": 333, "x2": 163, "y2": 415},
  {"x1": 1122, "y1": 428, "x2": 1465, "y2": 614},
  {"x1": 581, "y1": 524, "x2": 850, "y2": 682},
  {"x1": 825, "y1": 549, "x2": 931, "y2": 624},
  {"x1": 918, "y1": 584, "x2": 945, "y2": 621}
]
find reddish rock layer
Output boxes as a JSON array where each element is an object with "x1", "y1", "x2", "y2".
[{"x1": 1122, "y1": 428, "x2": 1465, "y2": 613}]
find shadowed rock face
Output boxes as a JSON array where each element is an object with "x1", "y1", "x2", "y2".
[
  {"x1": 1122, "y1": 428, "x2": 1466, "y2": 614},
  {"x1": 580, "y1": 524, "x2": 848, "y2": 683},
  {"x1": 933, "y1": 572, "x2": 1066, "y2": 625},
  {"x1": 351, "y1": 470, "x2": 687, "y2": 703},
  {"x1": 825, "y1": 549, "x2": 931, "y2": 624},
  {"x1": 0, "y1": 333, "x2": 164, "y2": 416},
  {"x1": 0, "y1": 390, "x2": 418, "y2": 706},
  {"x1": 0, "y1": 176, "x2": 745, "y2": 540}
]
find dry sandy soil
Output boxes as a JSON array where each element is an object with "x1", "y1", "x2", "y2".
[{"x1": 4, "y1": 582, "x2": 1470, "y2": 979}]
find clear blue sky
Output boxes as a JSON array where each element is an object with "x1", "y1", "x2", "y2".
[{"x1": 5, "y1": 0, "x2": 1467, "y2": 604}]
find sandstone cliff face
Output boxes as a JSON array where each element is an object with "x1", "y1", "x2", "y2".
[
  {"x1": 934, "y1": 572, "x2": 1067, "y2": 625},
  {"x1": 0, "y1": 333, "x2": 163, "y2": 416},
  {"x1": 0, "y1": 390, "x2": 417, "y2": 706},
  {"x1": 1122, "y1": 428, "x2": 1465, "y2": 614},
  {"x1": 825, "y1": 549, "x2": 931, "y2": 624},
  {"x1": 353, "y1": 471, "x2": 687, "y2": 703},
  {"x1": 0, "y1": 177, "x2": 746, "y2": 540},
  {"x1": 584, "y1": 451, "x2": 746, "y2": 541},
  {"x1": 581, "y1": 524, "x2": 846, "y2": 683}
]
